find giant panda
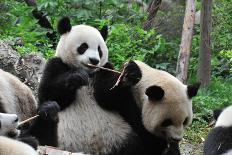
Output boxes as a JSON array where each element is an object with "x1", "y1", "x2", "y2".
[
  {"x1": 93, "y1": 60, "x2": 200, "y2": 155},
  {"x1": 27, "y1": 17, "x2": 138, "y2": 154},
  {"x1": 0, "y1": 112, "x2": 19, "y2": 138},
  {"x1": 29, "y1": 16, "x2": 199, "y2": 154},
  {"x1": 0, "y1": 112, "x2": 38, "y2": 155},
  {"x1": 204, "y1": 105, "x2": 232, "y2": 155},
  {"x1": 0, "y1": 69, "x2": 37, "y2": 122}
]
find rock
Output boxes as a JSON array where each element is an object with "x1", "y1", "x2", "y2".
[
  {"x1": 0, "y1": 40, "x2": 20, "y2": 75},
  {"x1": 0, "y1": 40, "x2": 46, "y2": 96}
]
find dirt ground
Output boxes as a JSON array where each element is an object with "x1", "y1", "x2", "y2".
[{"x1": 180, "y1": 142, "x2": 203, "y2": 155}]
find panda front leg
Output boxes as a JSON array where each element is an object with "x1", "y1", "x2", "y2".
[
  {"x1": 22, "y1": 101, "x2": 60, "y2": 147},
  {"x1": 94, "y1": 61, "x2": 142, "y2": 111},
  {"x1": 38, "y1": 57, "x2": 89, "y2": 110}
]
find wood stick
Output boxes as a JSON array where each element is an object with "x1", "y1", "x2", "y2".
[
  {"x1": 87, "y1": 64, "x2": 121, "y2": 74},
  {"x1": 110, "y1": 64, "x2": 127, "y2": 90},
  {"x1": 18, "y1": 115, "x2": 39, "y2": 127}
]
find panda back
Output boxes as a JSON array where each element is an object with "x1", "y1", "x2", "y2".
[{"x1": 0, "y1": 69, "x2": 37, "y2": 121}]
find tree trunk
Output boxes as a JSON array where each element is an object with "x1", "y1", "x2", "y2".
[
  {"x1": 197, "y1": 0, "x2": 212, "y2": 87},
  {"x1": 143, "y1": 0, "x2": 162, "y2": 30},
  {"x1": 176, "y1": 0, "x2": 195, "y2": 84}
]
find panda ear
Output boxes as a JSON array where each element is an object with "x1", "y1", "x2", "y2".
[
  {"x1": 57, "y1": 17, "x2": 72, "y2": 35},
  {"x1": 213, "y1": 108, "x2": 223, "y2": 121},
  {"x1": 99, "y1": 25, "x2": 108, "y2": 41},
  {"x1": 187, "y1": 82, "x2": 200, "y2": 99},
  {"x1": 145, "y1": 85, "x2": 164, "y2": 101}
]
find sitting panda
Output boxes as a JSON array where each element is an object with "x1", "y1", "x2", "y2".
[
  {"x1": 0, "y1": 69, "x2": 37, "y2": 123},
  {"x1": 27, "y1": 17, "x2": 136, "y2": 154},
  {"x1": 93, "y1": 60, "x2": 200, "y2": 155},
  {"x1": 28, "y1": 16, "x2": 199, "y2": 154},
  {"x1": 204, "y1": 105, "x2": 232, "y2": 155}
]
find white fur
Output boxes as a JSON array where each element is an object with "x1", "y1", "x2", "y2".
[
  {"x1": 215, "y1": 105, "x2": 232, "y2": 127},
  {"x1": 0, "y1": 69, "x2": 37, "y2": 121},
  {"x1": 57, "y1": 85, "x2": 132, "y2": 153},
  {"x1": 132, "y1": 60, "x2": 193, "y2": 141},
  {"x1": 0, "y1": 136, "x2": 38, "y2": 155},
  {"x1": 222, "y1": 149, "x2": 232, "y2": 155},
  {"x1": 0, "y1": 113, "x2": 19, "y2": 137},
  {"x1": 56, "y1": 25, "x2": 108, "y2": 69},
  {"x1": 54, "y1": 24, "x2": 132, "y2": 153}
]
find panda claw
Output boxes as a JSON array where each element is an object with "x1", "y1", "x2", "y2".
[{"x1": 122, "y1": 61, "x2": 142, "y2": 86}]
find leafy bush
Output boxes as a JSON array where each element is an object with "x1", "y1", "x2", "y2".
[{"x1": 107, "y1": 24, "x2": 173, "y2": 70}]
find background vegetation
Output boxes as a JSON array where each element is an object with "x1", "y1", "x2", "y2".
[{"x1": 0, "y1": 0, "x2": 231, "y2": 149}]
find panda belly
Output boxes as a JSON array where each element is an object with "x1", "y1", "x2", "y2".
[{"x1": 57, "y1": 86, "x2": 132, "y2": 154}]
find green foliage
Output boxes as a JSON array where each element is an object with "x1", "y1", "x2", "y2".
[
  {"x1": 212, "y1": 1, "x2": 232, "y2": 51},
  {"x1": 107, "y1": 24, "x2": 172, "y2": 70},
  {"x1": 184, "y1": 77, "x2": 232, "y2": 143}
]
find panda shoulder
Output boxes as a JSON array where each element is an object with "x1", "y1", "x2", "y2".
[{"x1": 44, "y1": 57, "x2": 70, "y2": 73}]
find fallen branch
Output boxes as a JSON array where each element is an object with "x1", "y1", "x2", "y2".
[
  {"x1": 87, "y1": 64, "x2": 121, "y2": 74},
  {"x1": 18, "y1": 115, "x2": 39, "y2": 127}
]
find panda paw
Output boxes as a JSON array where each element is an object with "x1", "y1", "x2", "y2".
[
  {"x1": 38, "y1": 101, "x2": 60, "y2": 122},
  {"x1": 65, "y1": 69, "x2": 89, "y2": 90},
  {"x1": 122, "y1": 61, "x2": 142, "y2": 86},
  {"x1": 18, "y1": 136, "x2": 39, "y2": 149}
]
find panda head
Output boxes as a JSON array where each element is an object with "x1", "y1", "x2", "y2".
[
  {"x1": 0, "y1": 113, "x2": 20, "y2": 138},
  {"x1": 55, "y1": 17, "x2": 108, "y2": 71},
  {"x1": 214, "y1": 105, "x2": 232, "y2": 127},
  {"x1": 131, "y1": 61, "x2": 200, "y2": 143}
]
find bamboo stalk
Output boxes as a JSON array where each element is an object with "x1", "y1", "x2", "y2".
[
  {"x1": 18, "y1": 115, "x2": 39, "y2": 127},
  {"x1": 87, "y1": 64, "x2": 121, "y2": 74},
  {"x1": 110, "y1": 63, "x2": 127, "y2": 90}
]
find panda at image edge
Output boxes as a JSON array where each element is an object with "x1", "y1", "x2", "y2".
[
  {"x1": 204, "y1": 105, "x2": 232, "y2": 155},
  {"x1": 0, "y1": 112, "x2": 38, "y2": 155}
]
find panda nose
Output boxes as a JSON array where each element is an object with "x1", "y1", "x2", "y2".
[{"x1": 89, "y1": 58, "x2": 99, "y2": 65}]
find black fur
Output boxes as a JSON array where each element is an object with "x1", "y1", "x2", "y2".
[
  {"x1": 213, "y1": 108, "x2": 223, "y2": 120},
  {"x1": 204, "y1": 126, "x2": 232, "y2": 155},
  {"x1": 99, "y1": 25, "x2": 108, "y2": 40},
  {"x1": 17, "y1": 136, "x2": 39, "y2": 149},
  {"x1": 38, "y1": 57, "x2": 88, "y2": 110},
  {"x1": 23, "y1": 101, "x2": 60, "y2": 146},
  {"x1": 57, "y1": 17, "x2": 72, "y2": 35},
  {"x1": 145, "y1": 85, "x2": 164, "y2": 101},
  {"x1": 24, "y1": 57, "x2": 87, "y2": 146},
  {"x1": 0, "y1": 97, "x2": 6, "y2": 113},
  {"x1": 94, "y1": 61, "x2": 180, "y2": 155},
  {"x1": 187, "y1": 82, "x2": 200, "y2": 98}
]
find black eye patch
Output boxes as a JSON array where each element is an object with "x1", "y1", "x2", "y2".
[
  {"x1": 98, "y1": 46, "x2": 103, "y2": 58},
  {"x1": 77, "y1": 43, "x2": 88, "y2": 55},
  {"x1": 161, "y1": 119, "x2": 173, "y2": 127}
]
